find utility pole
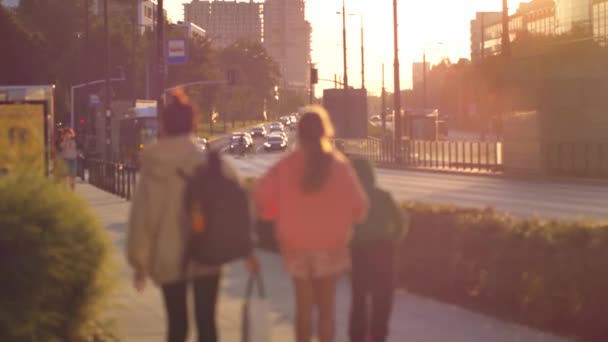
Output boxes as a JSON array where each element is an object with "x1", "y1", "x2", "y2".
[
  {"x1": 480, "y1": 12, "x2": 485, "y2": 61},
  {"x1": 393, "y1": 0, "x2": 403, "y2": 161},
  {"x1": 83, "y1": 0, "x2": 90, "y2": 132},
  {"x1": 381, "y1": 63, "x2": 386, "y2": 133},
  {"x1": 103, "y1": 0, "x2": 111, "y2": 160},
  {"x1": 132, "y1": 0, "x2": 138, "y2": 102},
  {"x1": 342, "y1": 0, "x2": 348, "y2": 89},
  {"x1": 157, "y1": 0, "x2": 165, "y2": 137},
  {"x1": 423, "y1": 51, "x2": 427, "y2": 110},
  {"x1": 360, "y1": 15, "x2": 365, "y2": 89},
  {"x1": 501, "y1": 0, "x2": 511, "y2": 58}
]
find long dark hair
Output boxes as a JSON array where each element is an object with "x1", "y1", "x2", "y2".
[{"x1": 297, "y1": 106, "x2": 335, "y2": 193}]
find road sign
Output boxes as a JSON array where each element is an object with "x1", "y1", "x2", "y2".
[
  {"x1": 89, "y1": 94, "x2": 100, "y2": 107},
  {"x1": 167, "y1": 39, "x2": 187, "y2": 65}
]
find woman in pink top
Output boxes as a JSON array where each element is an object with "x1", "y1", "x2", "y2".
[{"x1": 255, "y1": 106, "x2": 368, "y2": 342}]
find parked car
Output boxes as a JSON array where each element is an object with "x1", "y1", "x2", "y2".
[
  {"x1": 250, "y1": 126, "x2": 267, "y2": 138},
  {"x1": 264, "y1": 134, "x2": 288, "y2": 152},
  {"x1": 269, "y1": 122, "x2": 285, "y2": 133},
  {"x1": 229, "y1": 132, "x2": 254, "y2": 154}
]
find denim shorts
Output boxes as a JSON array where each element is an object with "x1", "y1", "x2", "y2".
[
  {"x1": 283, "y1": 249, "x2": 351, "y2": 279},
  {"x1": 65, "y1": 159, "x2": 77, "y2": 176}
]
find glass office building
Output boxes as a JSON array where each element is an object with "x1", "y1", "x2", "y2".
[
  {"x1": 556, "y1": 0, "x2": 591, "y2": 33},
  {"x1": 593, "y1": 0, "x2": 608, "y2": 44}
]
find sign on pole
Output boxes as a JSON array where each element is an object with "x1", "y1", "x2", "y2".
[{"x1": 167, "y1": 39, "x2": 188, "y2": 65}]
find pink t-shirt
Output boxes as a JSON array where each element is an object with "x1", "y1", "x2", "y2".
[{"x1": 254, "y1": 149, "x2": 369, "y2": 253}]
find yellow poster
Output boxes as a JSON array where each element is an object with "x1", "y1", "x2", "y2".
[{"x1": 0, "y1": 104, "x2": 45, "y2": 173}]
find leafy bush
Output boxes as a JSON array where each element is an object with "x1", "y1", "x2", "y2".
[
  {"x1": 0, "y1": 171, "x2": 115, "y2": 341},
  {"x1": 400, "y1": 203, "x2": 608, "y2": 341}
]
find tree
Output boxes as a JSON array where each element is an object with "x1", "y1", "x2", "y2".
[
  {"x1": 165, "y1": 27, "x2": 221, "y2": 126},
  {"x1": 219, "y1": 40, "x2": 281, "y2": 123},
  {"x1": 0, "y1": 5, "x2": 47, "y2": 84},
  {"x1": 17, "y1": 0, "x2": 85, "y2": 77}
]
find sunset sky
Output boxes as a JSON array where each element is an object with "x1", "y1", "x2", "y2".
[{"x1": 166, "y1": 0, "x2": 527, "y2": 95}]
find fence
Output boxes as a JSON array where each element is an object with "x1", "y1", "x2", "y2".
[
  {"x1": 545, "y1": 142, "x2": 608, "y2": 179},
  {"x1": 85, "y1": 158, "x2": 138, "y2": 200},
  {"x1": 335, "y1": 137, "x2": 504, "y2": 173}
]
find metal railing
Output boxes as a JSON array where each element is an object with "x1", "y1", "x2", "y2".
[
  {"x1": 86, "y1": 159, "x2": 138, "y2": 200},
  {"x1": 335, "y1": 137, "x2": 504, "y2": 173},
  {"x1": 546, "y1": 142, "x2": 608, "y2": 179}
]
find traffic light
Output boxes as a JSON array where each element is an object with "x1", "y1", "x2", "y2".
[{"x1": 311, "y1": 67, "x2": 318, "y2": 85}]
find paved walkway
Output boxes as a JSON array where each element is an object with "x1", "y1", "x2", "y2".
[{"x1": 78, "y1": 183, "x2": 571, "y2": 342}]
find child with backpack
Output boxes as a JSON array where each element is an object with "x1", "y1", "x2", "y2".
[{"x1": 348, "y1": 158, "x2": 408, "y2": 342}]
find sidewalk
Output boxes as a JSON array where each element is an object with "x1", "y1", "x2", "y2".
[{"x1": 78, "y1": 183, "x2": 571, "y2": 342}]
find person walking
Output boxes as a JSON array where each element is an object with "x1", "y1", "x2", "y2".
[
  {"x1": 59, "y1": 128, "x2": 78, "y2": 190},
  {"x1": 348, "y1": 158, "x2": 408, "y2": 342},
  {"x1": 254, "y1": 106, "x2": 369, "y2": 342},
  {"x1": 126, "y1": 92, "x2": 256, "y2": 342}
]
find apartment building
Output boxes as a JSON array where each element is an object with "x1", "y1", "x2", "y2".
[
  {"x1": 470, "y1": 12, "x2": 502, "y2": 62},
  {"x1": 264, "y1": 0, "x2": 312, "y2": 90},
  {"x1": 471, "y1": 0, "x2": 605, "y2": 59},
  {"x1": 183, "y1": 0, "x2": 263, "y2": 48}
]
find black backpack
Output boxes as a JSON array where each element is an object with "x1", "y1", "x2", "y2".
[{"x1": 180, "y1": 150, "x2": 253, "y2": 267}]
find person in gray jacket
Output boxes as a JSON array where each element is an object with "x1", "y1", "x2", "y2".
[{"x1": 127, "y1": 91, "x2": 257, "y2": 342}]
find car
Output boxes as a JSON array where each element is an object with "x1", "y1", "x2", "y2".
[
  {"x1": 268, "y1": 131, "x2": 288, "y2": 142},
  {"x1": 250, "y1": 126, "x2": 267, "y2": 138},
  {"x1": 264, "y1": 134, "x2": 288, "y2": 152},
  {"x1": 229, "y1": 132, "x2": 254, "y2": 154},
  {"x1": 269, "y1": 122, "x2": 285, "y2": 133},
  {"x1": 280, "y1": 116, "x2": 293, "y2": 127},
  {"x1": 196, "y1": 137, "x2": 210, "y2": 151},
  {"x1": 369, "y1": 115, "x2": 382, "y2": 127},
  {"x1": 290, "y1": 115, "x2": 298, "y2": 124}
]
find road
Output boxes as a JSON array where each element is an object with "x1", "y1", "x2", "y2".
[
  {"x1": 219, "y1": 122, "x2": 297, "y2": 155},
  {"x1": 225, "y1": 145, "x2": 608, "y2": 222}
]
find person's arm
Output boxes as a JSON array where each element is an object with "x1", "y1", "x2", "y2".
[
  {"x1": 126, "y1": 153, "x2": 153, "y2": 280},
  {"x1": 341, "y1": 161, "x2": 369, "y2": 223},
  {"x1": 387, "y1": 192, "x2": 408, "y2": 241},
  {"x1": 253, "y1": 161, "x2": 281, "y2": 220}
]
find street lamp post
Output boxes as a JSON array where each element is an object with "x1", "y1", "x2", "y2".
[
  {"x1": 337, "y1": 11, "x2": 364, "y2": 90},
  {"x1": 422, "y1": 51, "x2": 427, "y2": 110},
  {"x1": 393, "y1": 0, "x2": 403, "y2": 162},
  {"x1": 360, "y1": 15, "x2": 365, "y2": 89},
  {"x1": 341, "y1": 0, "x2": 348, "y2": 90},
  {"x1": 157, "y1": 0, "x2": 165, "y2": 137},
  {"x1": 381, "y1": 63, "x2": 386, "y2": 133},
  {"x1": 103, "y1": 0, "x2": 112, "y2": 160}
]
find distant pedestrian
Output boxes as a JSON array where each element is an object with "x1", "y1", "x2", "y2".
[
  {"x1": 127, "y1": 91, "x2": 257, "y2": 342},
  {"x1": 59, "y1": 128, "x2": 78, "y2": 190},
  {"x1": 348, "y1": 158, "x2": 408, "y2": 342},
  {"x1": 254, "y1": 106, "x2": 369, "y2": 342}
]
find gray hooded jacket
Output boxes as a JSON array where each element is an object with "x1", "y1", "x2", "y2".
[{"x1": 126, "y1": 135, "x2": 236, "y2": 285}]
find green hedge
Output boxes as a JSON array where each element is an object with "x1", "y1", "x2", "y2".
[
  {"x1": 248, "y1": 172, "x2": 608, "y2": 341},
  {"x1": 400, "y1": 203, "x2": 608, "y2": 341},
  {"x1": 0, "y1": 172, "x2": 115, "y2": 341}
]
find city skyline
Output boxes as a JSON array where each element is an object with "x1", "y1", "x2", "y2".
[{"x1": 166, "y1": 0, "x2": 528, "y2": 95}]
